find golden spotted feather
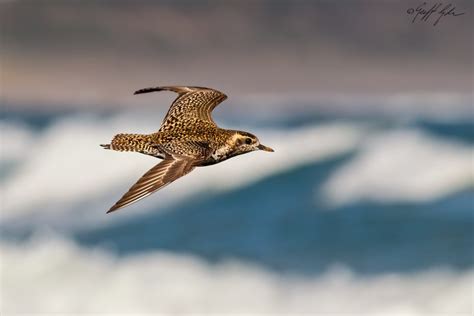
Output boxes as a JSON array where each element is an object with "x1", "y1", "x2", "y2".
[{"x1": 134, "y1": 86, "x2": 227, "y2": 131}]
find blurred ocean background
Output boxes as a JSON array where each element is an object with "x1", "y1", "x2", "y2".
[{"x1": 1, "y1": 0, "x2": 473, "y2": 314}]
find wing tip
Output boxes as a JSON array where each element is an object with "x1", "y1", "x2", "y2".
[
  {"x1": 134, "y1": 87, "x2": 164, "y2": 95},
  {"x1": 106, "y1": 205, "x2": 118, "y2": 214},
  {"x1": 106, "y1": 205, "x2": 122, "y2": 214},
  {"x1": 135, "y1": 85, "x2": 220, "y2": 95}
]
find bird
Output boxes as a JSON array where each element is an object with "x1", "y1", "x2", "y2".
[{"x1": 101, "y1": 85, "x2": 274, "y2": 213}]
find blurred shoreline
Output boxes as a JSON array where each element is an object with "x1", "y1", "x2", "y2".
[{"x1": 1, "y1": 0, "x2": 472, "y2": 109}]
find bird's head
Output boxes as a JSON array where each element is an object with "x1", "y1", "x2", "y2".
[{"x1": 229, "y1": 131, "x2": 274, "y2": 156}]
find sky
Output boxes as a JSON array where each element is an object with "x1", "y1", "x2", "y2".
[{"x1": 1, "y1": 0, "x2": 472, "y2": 110}]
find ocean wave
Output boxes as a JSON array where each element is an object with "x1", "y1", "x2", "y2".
[
  {"x1": 0, "y1": 120, "x2": 35, "y2": 164},
  {"x1": 1, "y1": 236, "x2": 471, "y2": 314},
  {"x1": 320, "y1": 129, "x2": 474, "y2": 206},
  {"x1": 0, "y1": 114, "x2": 366, "y2": 221}
]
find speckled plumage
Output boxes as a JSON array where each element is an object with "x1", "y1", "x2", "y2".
[{"x1": 101, "y1": 86, "x2": 274, "y2": 213}]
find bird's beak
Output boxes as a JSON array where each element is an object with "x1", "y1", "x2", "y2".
[{"x1": 258, "y1": 144, "x2": 274, "y2": 152}]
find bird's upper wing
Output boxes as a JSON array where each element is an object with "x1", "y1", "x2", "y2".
[
  {"x1": 134, "y1": 86, "x2": 227, "y2": 131},
  {"x1": 107, "y1": 155, "x2": 195, "y2": 213}
]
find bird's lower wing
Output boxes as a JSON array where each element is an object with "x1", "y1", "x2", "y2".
[{"x1": 107, "y1": 156, "x2": 195, "y2": 213}]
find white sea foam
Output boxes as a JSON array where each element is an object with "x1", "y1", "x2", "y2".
[
  {"x1": 0, "y1": 236, "x2": 471, "y2": 314},
  {"x1": 0, "y1": 121, "x2": 35, "y2": 164},
  {"x1": 0, "y1": 114, "x2": 366, "y2": 221},
  {"x1": 321, "y1": 129, "x2": 474, "y2": 206}
]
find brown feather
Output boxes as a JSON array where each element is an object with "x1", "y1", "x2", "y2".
[{"x1": 107, "y1": 156, "x2": 195, "y2": 213}]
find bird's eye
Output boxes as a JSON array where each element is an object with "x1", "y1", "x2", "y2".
[{"x1": 245, "y1": 138, "x2": 252, "y2": 145}]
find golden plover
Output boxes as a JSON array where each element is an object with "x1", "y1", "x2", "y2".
[{"x1": 101, "y1": 86, "x2": 274, "y2": 213}]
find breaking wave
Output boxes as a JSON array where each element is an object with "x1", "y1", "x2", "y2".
[
  {"x1": 1, "y1": 235, "x2": 471, "y2": 314},
  {"x1": 320, "y1": 129, "x2": 474, "y2": 206}
]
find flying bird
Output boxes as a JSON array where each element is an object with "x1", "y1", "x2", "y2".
[{"x1": 101, "y1": 86, "x2": 274, "y2": 213}]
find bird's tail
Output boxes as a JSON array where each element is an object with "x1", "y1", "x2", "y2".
[{"x1": 100, "y1": 133, "x2": 158, "y2": 155}]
